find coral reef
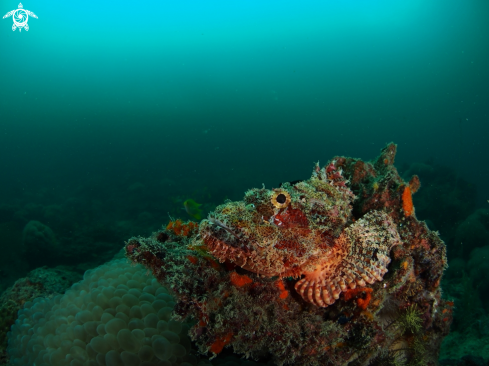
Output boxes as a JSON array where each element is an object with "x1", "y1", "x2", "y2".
[{"x1": 126, "y1": 144, "x2": 451, "y2": 366}]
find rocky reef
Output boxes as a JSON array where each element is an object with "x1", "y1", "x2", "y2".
[{"x1": 125, "y1": 144, "x2": 452, "y2": 366}]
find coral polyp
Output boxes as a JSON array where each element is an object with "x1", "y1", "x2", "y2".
[{"x1": 126, "y1": 143, "x2": 451, "y2": 366}]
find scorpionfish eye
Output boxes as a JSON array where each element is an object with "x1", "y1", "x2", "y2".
[{"x1": 271, "y1": 190, "x2": 291, "y2": 209}]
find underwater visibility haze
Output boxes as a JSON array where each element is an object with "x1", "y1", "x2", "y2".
[{"x1": 1, "y1": 0, "x2": 489, "y2": 365}]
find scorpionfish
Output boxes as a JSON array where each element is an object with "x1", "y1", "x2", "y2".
[{"x1": 200, "y1": 161, "x2": 401, "y2": 307}]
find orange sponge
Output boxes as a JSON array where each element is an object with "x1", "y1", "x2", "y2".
[{"x1": 402, "y1": 186, "x2": 414, "y2": 216}]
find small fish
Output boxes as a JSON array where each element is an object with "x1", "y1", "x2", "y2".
[{"x1": 184, "y1": 199, "x2": 203, "y2": 220}]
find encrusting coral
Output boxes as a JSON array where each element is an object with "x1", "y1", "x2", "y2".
[{"x1": 126, "y1": 143, "x2": 452, "y2": 366}]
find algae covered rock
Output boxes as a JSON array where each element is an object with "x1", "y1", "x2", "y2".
[
  {"x1": 22, "y1": 220, "x2": 58, "y2": 267},
  {"x1": 126, "y1": 144, "x2": 452, "y2": 366}
]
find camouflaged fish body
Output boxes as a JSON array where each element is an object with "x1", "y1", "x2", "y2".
[{"x1": 200, "y1": 162, "x2": 401, "y2": 307}]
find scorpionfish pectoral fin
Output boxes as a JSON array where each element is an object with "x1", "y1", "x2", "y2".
[{"x1": 294, "y1": 211, "x2": 401, "y2": 308}]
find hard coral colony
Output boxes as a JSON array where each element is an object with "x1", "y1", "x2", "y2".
[{"x1": 126, "y1": 144, "x2": 451, "y2": 366}]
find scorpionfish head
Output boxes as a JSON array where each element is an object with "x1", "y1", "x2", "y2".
[{"x1": 199, "y1": 168, "x2": 356, "y2": 278}]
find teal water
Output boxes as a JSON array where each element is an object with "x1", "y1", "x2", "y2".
[
  {"x1": 1, "y1": 0, "x2": 489, "y2": 363},
  {"x1": 1, "y1": 0, "x2": 488, "y2": 201}
]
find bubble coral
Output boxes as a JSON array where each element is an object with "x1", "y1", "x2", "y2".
[{"x1": 7, "y1": 259, "x2": 198, "y2": 366}]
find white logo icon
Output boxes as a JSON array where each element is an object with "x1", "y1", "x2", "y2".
[{"x1": 3, "y1": 3, "x2": 37, "y2": 32}]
